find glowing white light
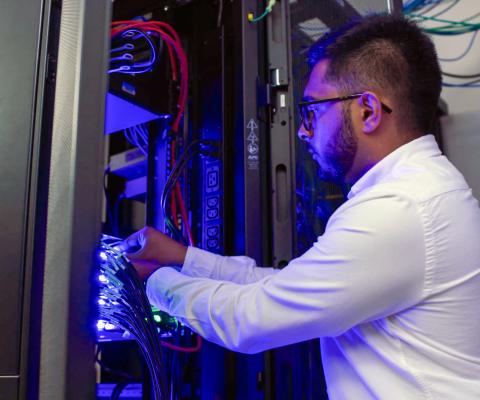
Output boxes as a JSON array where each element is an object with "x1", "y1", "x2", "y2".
[
  {"x1": 98, "y1": 298, "x2": 106, "y2": 306},
  {"x1": 105, "y1": 323, "x2": 116, "y2": 330},
  {"x1": 98, "y1": 274, "x2": 108, "y2": 283},
  {"x1": 97, "y1": 320, "x2": 106, "y2": 330},
  {"x1": 98, "y1": 251, "x2": 108, "y2": 261}
]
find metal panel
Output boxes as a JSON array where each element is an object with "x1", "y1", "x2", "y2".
[
  {"x1": 0, "y1": 378, "x2": 18, "y2": 400},
  {"x1": 0, "y1": 0, "x2": 43, "y2": 380},
  {"x1": 387, "y1": 0, "x2": 404, "y2": 14},
  {"x1": 237, "y1": 0, "x2": 267, "y2": 264},
  {"x1": 38, "y1": 0, "x2": 111, "y2": 399},
  {"x1": 20, "y1": 0, "x2": 60, "y2": 397},
  {"x1": 266, "y1": 0, "x2": 296, "y2": 268}
]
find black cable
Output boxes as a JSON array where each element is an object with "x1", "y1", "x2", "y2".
[
  {"x1": 442, "y1": 71, "x2": 480, "y2": 79},
  {"x1": 161, "y1": 139, "x2": 220, "y2": 211},
  {"x1": 160, "y1": 139, "x2": 219, "y2": 243},
  {"x1": 160, "y1": 139, "x2": 203, "y2": 212},
  {"x1": 111, "y1": 382, "x2": 128, "y2": 400},
  {"x1": 95, "y1": 346, "x2": 137, "y2": 381},
  {"x1": 98, "y1": 240, "x2": 169, "y2": 399}
]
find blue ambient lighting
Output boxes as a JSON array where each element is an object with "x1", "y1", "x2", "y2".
[
  {"x1": 104, "y1": 322, "x2": 116, "y2": 331},
  {"x1": 98, "y1": 251, "x2": 108, "y2": 262}
]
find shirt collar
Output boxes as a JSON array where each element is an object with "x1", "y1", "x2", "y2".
[{"x1": 347, "y1": 134, "x2": 441, "y2": 199}]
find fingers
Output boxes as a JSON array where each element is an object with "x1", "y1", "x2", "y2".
[
  {"x1": 115, "y1": 237, "x2": 134, "y2": 253},
  {"x1": 115, "y1": 226, "x2": 184, "y2": 266},
  {"x1": 116, "y1": 230, "x2": 145, "y2": 254},
  {"x1": 123, "y1": 238, "x2": 146, "y2": 260}
]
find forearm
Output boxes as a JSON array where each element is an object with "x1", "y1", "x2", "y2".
[
  {"x1": 182, "y1": 246, "x2": 278, "y2": 283},
  {"x1": 146, "y1": 194, "x2": 427, "y2": 354}
]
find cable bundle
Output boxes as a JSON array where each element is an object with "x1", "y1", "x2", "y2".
[
  {"x1": 97, "y1": 236, "x2": 168, "y2": 399},
  {"x1": 111, "y1": 20, "x2": 188, "y2": 134},
  {"x1": 404, "y1": 0, "x2": 480, "y2": 88},
  {"x1": 124, "y1": 123, "x2": 150, "y2": 156},
  {"x1": 110, "y1": 20, "x2": 194, "y2": 245},
  {"x1": 405, "y1": 1, "x2": 480, "y2": 37},
  {"x1": 161, "y1": 140, "x2": 220, "y2": 244},
  {"x1": 109, "y1": 28, "x2": 159, "y2": 74}
]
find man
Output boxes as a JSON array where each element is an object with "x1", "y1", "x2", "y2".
[{"x1": 120, "y1": 15, "x2": 480, "y2": 399}]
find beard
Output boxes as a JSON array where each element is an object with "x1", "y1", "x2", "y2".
[{"x1": 315, "y1": 105, "x2": 358, "y2": 183}]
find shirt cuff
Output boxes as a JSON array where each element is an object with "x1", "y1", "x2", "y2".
[
  {"x1": 181, "y1": 246, "x2": 221, "y2": 278},
  {"x1": 145, "y1": 266, "x2": 186, "y2": 313}
]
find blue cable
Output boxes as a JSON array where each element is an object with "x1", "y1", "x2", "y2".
[{"x1": 404, "y1": 0, "x2": 430, "y2": 13}]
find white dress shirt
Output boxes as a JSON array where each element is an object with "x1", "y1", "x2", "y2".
[{"x1": 147, "y1": 134, "x2": 480, "y2": 399}]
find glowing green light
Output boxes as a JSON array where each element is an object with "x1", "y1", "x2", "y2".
[{"x1": 154, "y1": 315, "x2": 162, "y2": 323}]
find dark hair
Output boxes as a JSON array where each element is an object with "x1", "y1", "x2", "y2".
[{"x1": 308, "y1": 14, "x2": 442, "y2": 133}]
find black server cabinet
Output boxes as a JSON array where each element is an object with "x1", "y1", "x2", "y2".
[{"x1": 0, "y1": 0, "x2": 110, "y2": 399}]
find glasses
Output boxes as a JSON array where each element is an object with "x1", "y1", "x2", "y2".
[{"x1": 298, "y1": 93, "x2": 393, "y2": 133}]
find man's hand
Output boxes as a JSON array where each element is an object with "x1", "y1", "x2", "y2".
[{"x1": 117, "y1": 226, "x2": 187, "y2": 281}]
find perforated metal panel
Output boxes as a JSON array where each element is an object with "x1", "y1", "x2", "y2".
[{"x1": 38, "y1": 0, "x2": 110, "y2": 399}]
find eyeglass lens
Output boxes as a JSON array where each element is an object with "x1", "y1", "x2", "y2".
[{"x1": 301, "y1": 102, "x2": 331, "y2": 131}]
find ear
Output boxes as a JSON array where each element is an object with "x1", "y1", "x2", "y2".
[{"x1": 357, "y1": 91, "x2": 382, "y2": 134}]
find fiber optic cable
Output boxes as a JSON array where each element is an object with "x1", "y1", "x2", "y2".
[{"x1": 248, "y1": 0, "x2": 276, "y2": 23}]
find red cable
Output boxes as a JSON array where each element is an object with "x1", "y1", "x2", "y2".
[
  {"x1": 175, "y1": 183, "x2": 194, "y2": 246},
  {"x1": 111, "y1": 23, "x2": 178, "y2": 81},
  {"x1": 112, "y1": 20, "x2": 182, "y2": 46},
  {"x1": 111, "y1": 21, "x2": 179, "y2": 81},
  {"x1": 111, "y1": 20, "x2": 192, "y2": 239},
  {"x1": 143, "y1": 26, "x2": 187, "y2": 132},
  {"x1": 139, "y1": 23, "x2": 188, "y2": 132},
  {"x1": 160, "y1": 334, "x2": 202, "y2": 353},
  {"x1": 170, "y1": 140, "x2": 179, "y2": 229},
  {"x1": 170, "y1": 138, "x2": 194, "y2": 247},
  {"x1": 110, "y1": 21, "x2": 189, "y2": 132},
  {"x1": 111, "y1": 20, "x2": 200, "y2": 353}
]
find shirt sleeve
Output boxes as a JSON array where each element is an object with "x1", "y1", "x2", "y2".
[
  {"x1": 181, "y1": 246, "x2": 278, "y2": 283},
  {"x1": 146, "y1": 193, "x2": 426, "y2": 354}
]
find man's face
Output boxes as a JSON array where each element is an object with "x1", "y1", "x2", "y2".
[{"x1": 298, "y1": 60, "x2": 358, "y2": 183}]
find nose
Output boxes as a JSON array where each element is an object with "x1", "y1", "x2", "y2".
[{"x1": 297, "y1": 123, "x2": 313, "y2": 141}]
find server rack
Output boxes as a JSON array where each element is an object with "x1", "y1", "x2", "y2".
[{"x1": 0, "y1": 1, "x2": 403, "y2": 399}]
